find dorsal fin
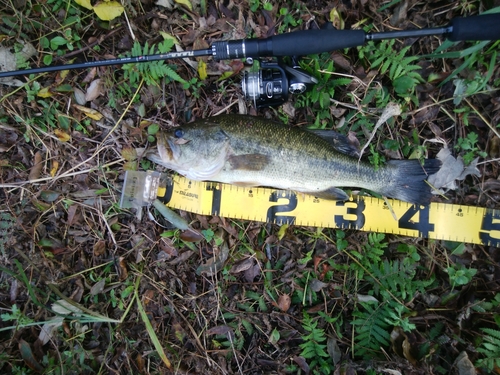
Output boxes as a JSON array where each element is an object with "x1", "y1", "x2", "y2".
[{"x1": 308, "y1": 130, "x2": 360, "y2": 158}]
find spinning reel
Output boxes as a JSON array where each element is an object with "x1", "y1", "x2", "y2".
[{"x1": 242, "y1": 57, "x2": 318, "y2": 108}]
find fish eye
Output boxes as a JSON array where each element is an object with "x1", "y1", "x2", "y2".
[{"x1": 174, "y1": 128, "x2": 184, "y2": 138}]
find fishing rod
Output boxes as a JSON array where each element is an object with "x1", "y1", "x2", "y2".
[{"x1": 1, "y1": 13, "x2": 500, "y2": 107}]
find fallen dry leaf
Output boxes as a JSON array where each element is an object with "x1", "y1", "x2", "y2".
[
  {"x1": 93, "y1": 240, "x2": 106, "y2": 256},
  {"x1": 19, "y1": 339, "x2": 44, "y2": 372},
  {"x1": 196, "y1": 242, "x2": 230, "y2": 276},
  {"x1": 29, "y1": 151, "x2": 43, "y2": 181},
  {"x1": 230, "y1": 257, "x2": 254, "y2": 274},
  {"x1": 85, "y1": 79, "x2": 103, "y2": 102},
  {"x1": 73, "y1": 104, "x2": 104, "y2": 120},
  {"x1": 39, "y1": 317, "x2": 64, "y2": 345},
  {"x1": 277, "y1": 294, "x2": 291, "y2": 312},
  {"x1": 116, "y1": 256, "x2": 128, "y2": 281},
  {"x1": 93, "y1": 1, "x2": 125, "y2": 21},
  {"x1": 428, "y1": 148, "x2": 481, "y2": 192},
  {"x1": 49, "y1": 161, "x2": 59, "y2": 177},
  {"x1": 54, "y1": 128, "x2": 71, "y2": 142},
  {"x1": 206, "y1": 325, "x2": 233, "y2": 336}
]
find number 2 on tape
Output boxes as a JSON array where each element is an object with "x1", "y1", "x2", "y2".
[{"x1": 266, "y1": 191, "x2": 297, "y2": 225}]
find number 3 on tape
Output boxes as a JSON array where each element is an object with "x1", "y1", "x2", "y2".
[{"x1": 334, "y1": 200, "x2": 366, "y2": 229}]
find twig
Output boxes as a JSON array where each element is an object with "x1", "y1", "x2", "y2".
[
  {"x1": 358, "y1": 102, "x2": 402, "y2": 162},
  {"x1": 464, "y1": 97, "x2": 500, "y2": 139}
]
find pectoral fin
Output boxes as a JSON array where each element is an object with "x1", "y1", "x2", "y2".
[
  {"x1": 311, "y1": 187, "x2": 349, "y2": 201},
  {"x1": 228, "y1": 154, "x2": 270, "y2": 171}
]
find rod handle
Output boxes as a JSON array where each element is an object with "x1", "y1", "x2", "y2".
[
  {"x1": 212, "y1": 29, "x2": 366, "y2": 60},
  {"x1": 449, "y1": 13, "x2": 500, "y2": 41},
  {"x1": 269, "y1": 29, "x2": 366, "y2": 56}
]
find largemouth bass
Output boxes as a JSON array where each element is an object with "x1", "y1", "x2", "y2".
[{"x1": 146, "y1": 115, "x2": 441, "y2": 205}]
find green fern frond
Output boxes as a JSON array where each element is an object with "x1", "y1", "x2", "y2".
[
  {"x1": 482, "y1": 328, "x2": 500, "y2": 341},
  {"x1": 477, "y1": 328, "x2": 500, "y2": 371},
  {"x1": 331, "y1": 78, "x2": 353, "y2": 86},
  {"x1": 368, "y1": 259, "x2": 433, "y2": 300},
  {"x1": 123, "y1": 40, "x2": 187, "y2": 88},
  {"x1": 352, "y1": 301, "x2": 392, "y2": 356},
  {"x1": 299, "y1": 313, "x2": 329, "y2": 359},
  {"x1": 298, "y1": 312, "x2": 335, "y2": 374},
  {"x1": 359, "y1": 38, "x2": 423, "y2": 100}
]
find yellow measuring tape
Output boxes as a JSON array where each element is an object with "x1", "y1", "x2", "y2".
[{"x1": 155, "y1": 175, "x2": 500, "y2": 247}]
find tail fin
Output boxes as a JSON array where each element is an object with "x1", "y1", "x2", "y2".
[{"x1": 383, "y1": 159, "x2": 441, "y2": 205}]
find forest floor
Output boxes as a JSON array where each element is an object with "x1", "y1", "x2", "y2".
[{"x1": 1, "y1": 0, "x2": 500, "y2": 374}]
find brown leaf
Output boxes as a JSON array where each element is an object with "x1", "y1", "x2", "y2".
[
  {"x1": 93, "y1": 240, "x2": 106, "y2": 256},
  {"x1": 390, "y1": 0, "x2": 408, "y2": 26},
  {"x1": 29, "y1": 151, "x2": 43, "y2": 181},
  {"x1": 454, "y1": 351, "x2": 476, "y2": 375},
  {"x1": 54, "y1": 128, "x2": 71, "y2": 142},
  {"x1": 66, "y1": 204, "x2": 78, "y2": 226},
  {"x1": 121, "y1": 146, "x2": 138, "y2": 161},
  {"x1": 82, "y1": 67, "x2": 97, "y2": 84},
  {"x1": 85, "y1": 79, "x2": 103, "y2": 102},
  {"x1": 168, "y1": 250, "x2": 194, "y2": 265},
  {"x1": 292, "y1": 356, "x2": 310, "y2": 374},
  {"x1": 159, "y1": 237, "x2": 178, "y2": 258},
  {"x1": 90, "y1": 278, "x2": 106, "y2": 296},
  {"x1": 331, "y1": 51, "x2": 352, "y2": 71},
  {"x1": 19, "y1": 339, "x2": 44, "y2": 372},
  {"x1": 206, "y1": 325, "x2": 233, "y2": 336},
  {"x1": 277, "y1": 294, "x2": 291, "y2": 312},
  {"x1": 172, "y1": 321, "x2": 187, "y2": 342},
  {"x1": 196, "y1": 242, "x2": 230, "y2": 276},
  {"x1": 327, "y1": 337, "x2": 342, "y2": 367},
  {"x1": 230, "y1": 257, "x2": 254, "y2": 274},
  {"x1": 309, "y1": 278, "x2": 328, "y2": 292},
  {"x1": 136, "y1": 353, "x2": 145, "y2": 373},
  {"x1": 115, "y1": 256, "x2": 128, "y2": 281},
  {"x1": 244, "y1": 263, "x2": 260, "y2": 283},
  {"x1": 142, "y1": 289, "x2": 155, "y2": 307},
  {"x1": 179, "y1": 228, "x2": 203, "y2": 242}
]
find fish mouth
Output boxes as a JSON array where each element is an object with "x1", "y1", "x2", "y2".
[{"x1": 157, "y1": 132, "x2": 180, "y2": 163}]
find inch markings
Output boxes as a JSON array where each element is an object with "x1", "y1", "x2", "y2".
[{"x1": 155, "y1": 175, "x2": 500, "y2": 247}]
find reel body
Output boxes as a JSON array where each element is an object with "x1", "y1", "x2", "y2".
[{"x1": 242, "y1": 59, "x2": 318, "y2": 107}]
